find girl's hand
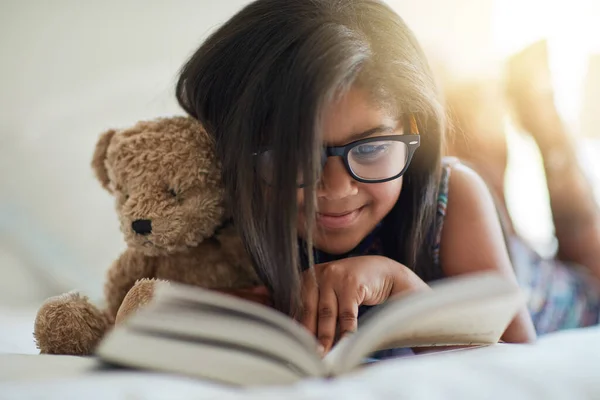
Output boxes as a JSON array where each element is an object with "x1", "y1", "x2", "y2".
[{"x1": 300, "y1": 256, "x2": 428, "y2": 353}]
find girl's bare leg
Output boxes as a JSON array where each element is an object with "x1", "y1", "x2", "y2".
[
  {"x1": 506, "y1": 40, "x2": 600, "y2": 277},
  {"x1": 444, "y1": 79, "x2": 516, "y2": 236}
]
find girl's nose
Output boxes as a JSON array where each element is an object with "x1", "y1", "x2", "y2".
[{"x1": 317, "y1": 157, "x2": 358, "y2": 200}]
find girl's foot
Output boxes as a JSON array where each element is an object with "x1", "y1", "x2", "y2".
[{"x1": 505, "y1": 40, "x2": 559, "y2": 148}]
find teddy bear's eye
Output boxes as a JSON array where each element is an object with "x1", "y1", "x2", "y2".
[
  {"x1": 168, "y1": 189, "x2": 177, "y2": 198},
  {"x1": 115, "y1": 184, "x2": 129, "y2": 200}
]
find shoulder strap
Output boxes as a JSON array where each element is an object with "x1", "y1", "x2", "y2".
[{"x1": 431, "y1": 157, "x2": 460, "y2": 269}]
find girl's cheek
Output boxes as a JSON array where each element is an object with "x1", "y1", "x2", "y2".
[{"x1": 363, "y1": 178, "x2": 403, "y2": 205}]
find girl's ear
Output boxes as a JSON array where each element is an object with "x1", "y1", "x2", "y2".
[{"x1": 91, "y1": 129, "x2": 116, "y2": 192}]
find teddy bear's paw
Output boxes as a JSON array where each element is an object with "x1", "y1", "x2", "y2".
[
  {"x1": 33, "y1": 291, "x2": 110, "y2": 356},
  {"x1": 115, "y1": 278, "x2": 169, "y2": 324}
]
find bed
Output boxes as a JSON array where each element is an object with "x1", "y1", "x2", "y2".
[{"x1": 2, "y1": 305, "x2": 600, "y2": 400}]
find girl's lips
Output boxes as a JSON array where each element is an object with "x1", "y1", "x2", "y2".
[{"x1": 316, "y1": 207, "x2": 364, "y2": 230}]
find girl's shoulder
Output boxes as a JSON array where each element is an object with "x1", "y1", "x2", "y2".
[
  {"x1": 434, "y1": 157, "x2": 515, "y2": 277},
  {"x1": 435, "y1": 156, "x2": 484, "y2": 219}
]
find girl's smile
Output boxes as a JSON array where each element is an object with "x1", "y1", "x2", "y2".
[{"x1": 316, "y1": 205, "x2": 366, "y2": 230}]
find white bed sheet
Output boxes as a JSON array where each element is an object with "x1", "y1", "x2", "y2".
[{"x1": 1, "y1": 306, "x2": 600, "y2": 400}]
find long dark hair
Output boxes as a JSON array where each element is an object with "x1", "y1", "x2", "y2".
[{"x1": 176, "y1": 0, "x2": 444, "y2": 315}]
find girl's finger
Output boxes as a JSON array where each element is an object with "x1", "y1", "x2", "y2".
[
  {"x1": 336, "y1": 288, "x2": 359, "y2": 338},
  {"x1": 300, "y1": 272, "x2": 319, "y2": 335},
  {"x1": 316, "y1": 285, "x2": 338, "y2": 353}
]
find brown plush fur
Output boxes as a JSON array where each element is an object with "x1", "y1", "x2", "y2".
[
  {"x1": 34, "y1": 116, "x2": 260, "y2": 356},
  {"x1": 34, "y1": 292, "x2": 112, "y2": 355},
  {"x1": 115, "y1": 278, "x2": 160, "y2": 324}
]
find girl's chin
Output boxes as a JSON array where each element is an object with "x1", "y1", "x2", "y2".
[{"x1": 309, "y1": 233, "x2": 368, "y2": 255}]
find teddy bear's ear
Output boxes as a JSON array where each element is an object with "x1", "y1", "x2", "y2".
[{"x1": 91, "y1": 129, "x2": 116, "y2": 192}]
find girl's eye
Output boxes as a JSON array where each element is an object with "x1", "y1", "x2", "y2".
[
  {"x1": 350, "y1": 143, "x2": 390, "y2": 159},
  {"x1": 125, "y1": 194, "x2": 130, "y2": 200}
]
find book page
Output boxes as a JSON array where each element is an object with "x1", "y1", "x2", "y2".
[
  {"x1": 373, "y1": 294, "x2": 521, "y2": 348},
  {"x1": 96, "y1": 328, "x2": 305, "y2": 386},
  {"x1": 152, "y1": 282, "x2": 319, "y2": 352},
  {"x1": 125, "y1": 302, "x2": 325, "y2": 376},
  {"x1": 327, "y1": 272, "x2": 524, "y2": 375}
]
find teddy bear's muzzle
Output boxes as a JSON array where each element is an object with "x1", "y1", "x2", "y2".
[{"x1": 132, "y1": 219, "x2": 152, "y2": 235}]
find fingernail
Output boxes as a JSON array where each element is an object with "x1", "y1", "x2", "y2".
[
  {"x1": 341, "y1": 331, "x2": 354, "y2": 339},
  {"x1": 317, "y1": 344, "x2": 325, "y2": 357}
]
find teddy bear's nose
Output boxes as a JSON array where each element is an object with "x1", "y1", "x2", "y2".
[{"x1": 132, "y1": 219, "x2": 152, "y2": 235}]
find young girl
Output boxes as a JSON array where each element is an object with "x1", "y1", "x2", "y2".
[{"x1": 175, "y1": 0, "x2": 537, "y2": 355}]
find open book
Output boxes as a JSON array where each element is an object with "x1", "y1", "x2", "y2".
[{"x1": 95, "y1": 272, "x2": 525, "y2": 386}]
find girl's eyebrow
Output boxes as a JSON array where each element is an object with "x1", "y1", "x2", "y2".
[{"x1": 346, "y1": 124, "x2": 397, "y2": 142}]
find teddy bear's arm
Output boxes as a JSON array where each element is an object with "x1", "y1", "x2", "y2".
[{"x1": 104, "y1": 249, "x2": 156, "y2": 319}]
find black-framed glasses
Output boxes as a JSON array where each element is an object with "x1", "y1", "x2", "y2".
[{"x1": 255, "y1": 134, "x2": 420, "y2": 186}]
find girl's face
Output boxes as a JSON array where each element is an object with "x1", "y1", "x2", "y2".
[{"x1": 297, "y1": 87, "x2": 404, "y2": 254}]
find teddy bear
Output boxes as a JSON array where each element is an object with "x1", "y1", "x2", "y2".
[{"x1": 33, "y1": 116, "x2": 263, "y2": 356}]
